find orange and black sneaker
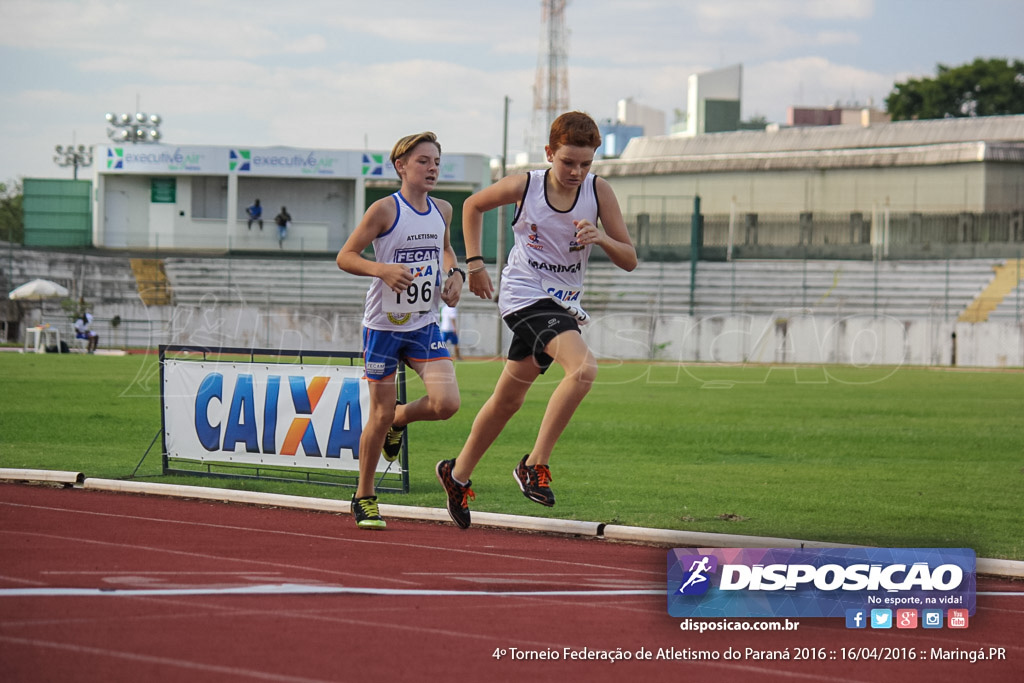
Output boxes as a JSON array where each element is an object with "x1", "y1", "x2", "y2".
[
  {"x1": 436, "y1": 459, "x2": 475, "y2": 529},
  {"x1": 513, "y1": 454, "x2": 555, "y2": 507}
]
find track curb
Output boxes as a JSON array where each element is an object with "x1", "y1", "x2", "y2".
[{"x1": 3, "y1": 468, "x2": 1022, "y2": 579}]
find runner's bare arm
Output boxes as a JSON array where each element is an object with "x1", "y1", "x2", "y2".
[
  {"x1": 578, "y1": 178, "x2": 637, "y2": 272},
  {"x1": 463, "y1": 174, "x2": 529, "y2": 300},
  {"x1": 336, "y1": 197, "x2": 413, "y2": 293},
  {"x1": 436, "y1": 199, "x2": 463, "y2": 306}
]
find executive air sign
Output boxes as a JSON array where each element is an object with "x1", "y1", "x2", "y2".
[
  {"x1": 162, "y1": 357, "x2": 381, "y2": 474},
  {"x1": 99, "y1": 143, "x2": 469, "y2": 180}
]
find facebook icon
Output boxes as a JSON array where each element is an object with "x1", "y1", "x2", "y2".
[{"x1": 845, "y1": 609, "x2": 867, "y2": 629}]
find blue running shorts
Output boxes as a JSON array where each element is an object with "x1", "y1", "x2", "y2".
[{"x1": 362, "y1": 323, "x2": 450, "y2": 381}]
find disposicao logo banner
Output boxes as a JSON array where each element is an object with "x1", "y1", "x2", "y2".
[{"x1": 667, "y1": 548, "x2": 975, "y2": 618}]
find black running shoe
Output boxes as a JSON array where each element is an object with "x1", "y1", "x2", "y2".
[
  {"x1": 513, "y1": 454, "x2": 555, "y2": 507},
  {"x1": 436, "y1": 459, "x2": 475, "y2": 529},
  {"x1": 351, "y1": 494, "x2": 387, "y2": 530},
  {"x1": 382, "y1": 411, "x2": 406, "y2": 462}
]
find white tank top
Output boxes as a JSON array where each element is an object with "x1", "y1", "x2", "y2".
[
  {"x1": 362, "y1": 192, "x2": 446, "y2": 331},
  {"x1": 499, "y1": 169, "x2": 597, "y2": 317}
]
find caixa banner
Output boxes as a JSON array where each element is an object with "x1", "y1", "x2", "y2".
[
  {"x1": 162, "y1": 355, "x2": 379, "y2": 474},
  {"x1": 667, "y1": 548, "x2": 975, "y2": 619}
]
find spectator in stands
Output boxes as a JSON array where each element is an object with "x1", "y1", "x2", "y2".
[
  {"x1": 275, "y1": 206, "x2": 291, "y2": 247},
  {"x1": 335, "y1": 131, "x2": 464, "y2": 530},
  {"x1": 74, "y1": 310, "x2": 99, "y2": 353},
  {"x1": 246, "y1": 199, "x2": 263, "y2": 230}
]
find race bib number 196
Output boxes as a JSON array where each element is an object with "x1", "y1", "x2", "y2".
[{"x1": 384, "y1": 261, "x2": 438, "y2": 314}]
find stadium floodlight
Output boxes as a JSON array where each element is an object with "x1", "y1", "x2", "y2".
[
  {"x1": 105, "y1": 110, "x2": 162, "y2": 144},
  {"x1": 53, "y1": 143, "x2": 94, "y2": 180}
]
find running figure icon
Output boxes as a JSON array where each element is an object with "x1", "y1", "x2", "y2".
[{"x1": 678, "y1": 556, "x2": 713, "y2": 594}]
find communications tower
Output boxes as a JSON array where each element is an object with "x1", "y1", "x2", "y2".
[{"x1": 527, "y1": 0, "x2": 570, "y2": 161}]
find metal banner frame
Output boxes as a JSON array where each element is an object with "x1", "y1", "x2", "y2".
[{"x1": 158, "y1": 344, "x2": 408, "y2": 493}]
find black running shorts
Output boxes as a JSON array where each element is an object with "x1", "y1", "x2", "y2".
[{"x1": 502, "y1": 298, "x2": 581, "y2": 373}]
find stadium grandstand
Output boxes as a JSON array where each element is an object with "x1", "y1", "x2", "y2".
[{"x1": 3, "y1": 115, "x2": 1022, "y2": 367}]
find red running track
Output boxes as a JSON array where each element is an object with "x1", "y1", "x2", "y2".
[{"x1": 0, "y1": 482, "x2": 1020, "y2": 682}]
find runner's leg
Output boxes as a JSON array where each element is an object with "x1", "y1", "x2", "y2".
[
  {"x1": 527, "y1": 330, "x2": 596, "y2": 466},
  {"x1": 452, "y1": 358, "x2": 540, "y2": 482},
  {"x1": 401, "y1": 358, "x2": 460, "y2": 426},
  {"x1": 357, "y1": 378, "x2": 397, "y2": 498}
]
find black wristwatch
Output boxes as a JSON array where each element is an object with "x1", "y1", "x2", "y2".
[{"x1": 447, "y1": 267, "x2": 466, "y2": 281}]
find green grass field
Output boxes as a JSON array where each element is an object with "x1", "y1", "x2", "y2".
[{"x1": 1, "y1": 352, "x2": 1021, "y2": 560}]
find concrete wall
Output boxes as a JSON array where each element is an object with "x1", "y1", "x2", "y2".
[
  {"x1": 135, "y1": 305, "x2": 1021, "y2": 369},
  {"x1": 10, "y1": 247, "x2": 1021, "y2": 368},
  {"x1": 90, "y1": 143, "x2": 492, "y2": 254},
  {"x1": 98, "y1": 175, "x2": 348, "y2": 253},
  {"x1": 23, "y1": 295, "x2": 1022, "y2": 369},
  {"x1": 606, "y1": 163, "x2": 995, "y2": 216}
]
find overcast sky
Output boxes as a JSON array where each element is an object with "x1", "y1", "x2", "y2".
[{"x1": 1, "y1": 0, "x2": 1022, "y2": 184}]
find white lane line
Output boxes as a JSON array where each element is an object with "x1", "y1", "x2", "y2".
[
  {"x1": 42, "y1": 571, "x2": 282, "y2": 575},
  {"x1": 0, "y1": 529, "x2": 421, "y2": 587},
  {"x1": 10, "y1": 585, "x2": 1009, "y2": 599},
  {"x1": 0, "y1": 573, "x2": 50, "y2": 587},
  {"x1": 0, "y1": 583, "x2": 663, "y2": 598},
  {"x1": 0, "y1": 501, "x2": 664, "y2": 577}
]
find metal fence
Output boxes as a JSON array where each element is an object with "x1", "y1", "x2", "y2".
[
  {"x1": 627, "y1": 209, "x2": 1024, "y2": 260},
  {"x1": 3, "y1": 219, "x2": 1023, "y2": 359}
]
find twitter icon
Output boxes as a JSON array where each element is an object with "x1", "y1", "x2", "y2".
[{"x1": 870, "y1": 609, "x2": 893, "y2": 629}]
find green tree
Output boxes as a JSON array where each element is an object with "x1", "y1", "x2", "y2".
[
  {"x1": 886, "y1": 58, "x2": 1024, "y2": 121},
  {"x1": 739, "y1": 114, "x2": 769, "y2": 130},
  {"x1": 0, "y1": 180, "x2": 24, "y2": 244}
]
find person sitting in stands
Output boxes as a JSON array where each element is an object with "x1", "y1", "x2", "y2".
[{"x1": 74, "y1": 311, "x2": 99, "y2": 353}]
